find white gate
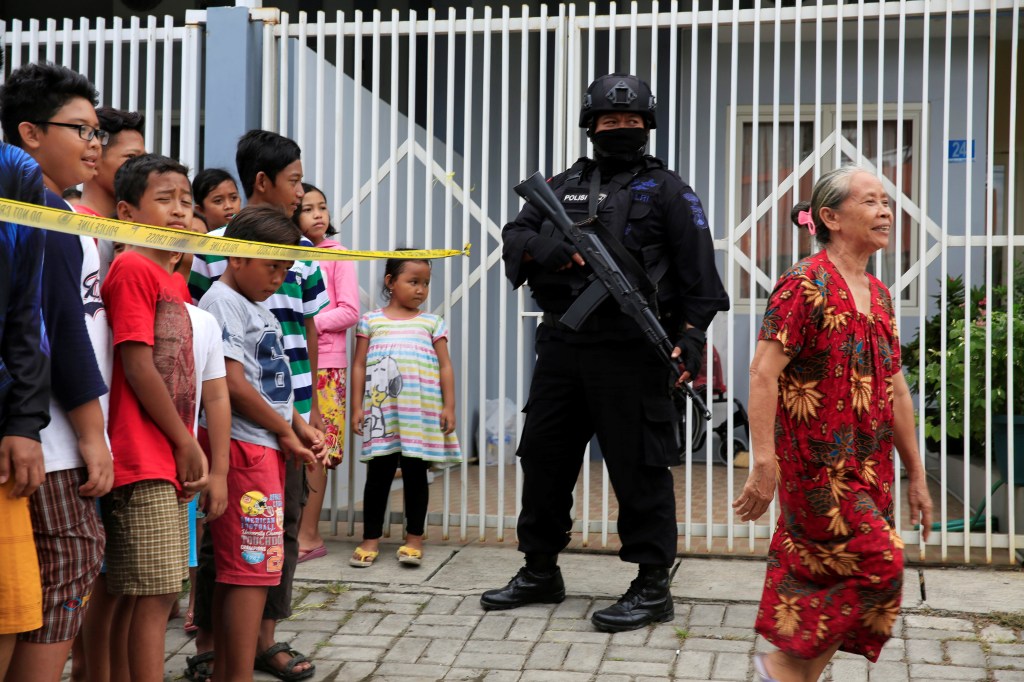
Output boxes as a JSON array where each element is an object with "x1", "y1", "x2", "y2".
[
  {"x1": 3, "y1": 0, "x2": 1021, "y2": 564},
  {"x1": 257, "y1": 2, "x2": 1022, "y2": 565}
]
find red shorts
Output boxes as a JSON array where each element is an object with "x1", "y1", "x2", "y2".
[{"x1": 200, "y1": 432, "x2": 286, "y2": 586}]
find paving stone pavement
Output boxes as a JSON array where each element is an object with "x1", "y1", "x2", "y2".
[
  {"x1": 154, "y1": 588, "x2": 1024, "y2": 681},
  {"x1": 72, "y1": 542, "x2": 1024, "y2": 681}
]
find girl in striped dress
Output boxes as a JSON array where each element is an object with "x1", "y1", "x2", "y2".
[{"x1": 349, "y1": 256, "x2": 461, "y2": 567}]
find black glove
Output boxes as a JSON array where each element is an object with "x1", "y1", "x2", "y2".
[
  {"x1": 674, "y1": 327, "x2": 706, "y2": 378},
  {"x1": 527, "y1": 234, "x2": 577, "y2": 271}
]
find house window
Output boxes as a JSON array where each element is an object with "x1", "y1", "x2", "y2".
[{"x1": 731, "y1": 105, "x2": 921, "y2": 308}]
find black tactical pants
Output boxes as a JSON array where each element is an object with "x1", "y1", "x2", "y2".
[{"x1": 516, "y1": 329, "x2": 679, "y2": 567}]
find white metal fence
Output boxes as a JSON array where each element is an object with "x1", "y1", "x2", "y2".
[
  {"x1": 0, "y1": 15, "x2": 202, "y2": 174},
  {"x1": 2, "y1": 1, "x2": 1021, "y2": 565}
]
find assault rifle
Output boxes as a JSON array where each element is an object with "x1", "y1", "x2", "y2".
[{"x1": 515, "y1": 171, "x2": 712, "y2": 422}]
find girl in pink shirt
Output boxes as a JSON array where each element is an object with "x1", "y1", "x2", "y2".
[{"x1": 293, "y1": 183, "x2": 360, "y2": 560}]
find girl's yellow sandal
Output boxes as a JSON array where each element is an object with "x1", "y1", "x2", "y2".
[
  {"x1": 349, "y1": 547, "x2": 379, "y2": 568},
  {"x1": 396, "y1": 545, "x2": 423, "y2": 566}
]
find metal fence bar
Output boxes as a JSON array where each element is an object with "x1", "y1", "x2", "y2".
[
  {"x1": 893, "y1": 1, "x2": 907, "y2": 540},
  {"x1": 916, "y1": 0, "x2": 931, "y2": 563},
  {"x1": 496, "y1": 6, "x2": 511, "y2": 544},
  {"x1": 962, "y1": 2, "x2": 976, "y2": 564},
  {"x1": 161, "y1": 15, "x2": 173, "y2": 158},
  {"x1": 295, "y1": 12, "x2": 307, "y2": 165},
  {"x1": 1007, "y1": 0, "x2": 1020, "y2": 564},
  {"x1": 60, "y1": 18, "x2": 72, "y2": 68},
  {"x1": 442, "y1": 7, "x2": 456, "y2": 541},
  {"x1": 478, "y1": 6, "x2": 493, "y2": 542},
  {"x1": 984, "y1": 5, "x2": 997, "y2": 563},
  {"x1": 44, "y1": 18, "x2": 55, "y2": 64},
  {"x1": 460, "y1": 6, "x2": 474, "y2": 544},
  {"x1": 939, "y1": 2, "x2": 953, "y2": 562},
  {"x1": 87, "y1": 18, "x2": 99, "y2": 103},
  {"x1": 314, "y1": 11, "x2": 326, "y2": 187}
]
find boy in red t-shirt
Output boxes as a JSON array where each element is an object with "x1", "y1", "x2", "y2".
[{"x1": 99, "y1": 153, "x2": 228, "y2": 682}]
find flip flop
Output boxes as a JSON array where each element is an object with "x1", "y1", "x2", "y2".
[
  {"x1": 753, "y1": 652, "x2": 780, "y2": 682},
  {"x1": 297, "y1": 545, "x2": 327, "y2": 563},
  {"x1": 396, "y1": 545, "x2": 423, "y2": 566},
  {"x1": 349, "y1": 546, "x2": 379, "y2": 567}
]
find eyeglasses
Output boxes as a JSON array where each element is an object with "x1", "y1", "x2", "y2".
[{"x1": 31, "y1": 121, "x2": 110, "y2": 146}]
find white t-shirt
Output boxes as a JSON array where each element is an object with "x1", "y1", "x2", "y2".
[
  {"x1": 187, "y1": 303, "x2": 227, "y2": 430},
  {"x1": 40, "y1": 235, "x2": 113, "y2": 472}
]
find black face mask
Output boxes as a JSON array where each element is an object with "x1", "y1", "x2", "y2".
[{"x1": 591, "y1": 127, "x2": 648, "y2": 158}]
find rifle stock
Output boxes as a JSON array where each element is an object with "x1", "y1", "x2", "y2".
[{"x1": 515, "y1": 171, "x2": 712, "y2": 422}]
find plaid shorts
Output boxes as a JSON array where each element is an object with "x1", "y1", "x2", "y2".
[
  {"x1": 19, "y1": 468, "x2": 105, "y2": 643},
  {"x1": 101, "y1": 480, "x2": 189, "y2": 596}
]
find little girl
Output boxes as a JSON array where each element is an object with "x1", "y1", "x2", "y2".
[
  {"x1": 350, "y1": 256, "x2": 461, "y2": 567},
  {"x1": 191, "y1": 168, "x2": 241, "y2": 230}
]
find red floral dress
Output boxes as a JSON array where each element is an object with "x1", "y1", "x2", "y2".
[{"x1": 755, "y1": 250, "x2": 904, "y2": 662}]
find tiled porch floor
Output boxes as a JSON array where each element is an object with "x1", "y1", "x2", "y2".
[{"x1": 326, "y1": 460, "x2": 1021, "y2": 565}]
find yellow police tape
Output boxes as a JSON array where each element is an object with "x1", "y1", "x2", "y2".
[{"x1": 0, "y1": 198, "x2": 470, "y2": 261}]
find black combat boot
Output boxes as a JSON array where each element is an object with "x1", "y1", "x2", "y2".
[
  {"x1": 480, "y1": 554, "x2": 565, "y2": 610},
  {"x1": 590, "y1": 564, "x2": 674, "y2": 632}
]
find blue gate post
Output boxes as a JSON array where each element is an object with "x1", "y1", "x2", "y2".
[{"x1": 201, "y1": 5, "x2": 265, "y2": 180}]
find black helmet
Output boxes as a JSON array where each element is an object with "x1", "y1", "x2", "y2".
[{"x1": 579, "y1": 73, "x2": 657, "y2": 130}]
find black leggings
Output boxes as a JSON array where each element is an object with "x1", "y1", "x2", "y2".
[{"x1": 361, "y1": 454, "x2": 429, "y2": 539}]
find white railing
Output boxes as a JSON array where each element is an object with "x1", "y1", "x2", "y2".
[
  {"x1": 0, "y1": 15, "x2": 202, "y2": 175},
  {"x1": 3, "y1": 0, "x2": 1021, "y2": 565},
  {"x1": 256, "y1": 1, "x2": 1022, "y2": 565}
]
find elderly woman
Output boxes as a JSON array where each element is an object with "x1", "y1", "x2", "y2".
[{"x1": 733, "y1": 166, "x2": 934, "y2": 682}]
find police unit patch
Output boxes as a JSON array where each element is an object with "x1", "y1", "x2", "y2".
[
  {"x1": 630, "y1": 178, "x2": 658, "y2": 191},
  {"x1": 683, "y1": 192, "x2": 709, "y2": 229},
  {"x1": 563, "y1": 193, "x2": 588, "y2": 202}
]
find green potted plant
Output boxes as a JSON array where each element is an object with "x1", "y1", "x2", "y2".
[{"x1": 903, "y1": 266, "x2": 1024, "y2": 486}]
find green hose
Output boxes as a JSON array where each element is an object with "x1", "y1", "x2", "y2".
[{"x1": 917, "y1": 479, "x2": 1007, "y2": 533}]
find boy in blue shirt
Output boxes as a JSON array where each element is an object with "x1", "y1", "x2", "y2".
[{"x1": 0, "y1": 62, "x2": 112, "y2": 682}]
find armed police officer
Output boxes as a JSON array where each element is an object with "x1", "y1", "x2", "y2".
[{"x1": 480, "y1": 74, "x2": 729, "y2": 632}]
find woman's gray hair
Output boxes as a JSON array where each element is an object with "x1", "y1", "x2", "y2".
[{"x1": 790, "y1": 165, "x2": 864, "y2": 245}]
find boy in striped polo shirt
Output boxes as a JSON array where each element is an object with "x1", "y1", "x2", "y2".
[{"x1": 187, "y1": 130, "x2": 327, "y2": 681}]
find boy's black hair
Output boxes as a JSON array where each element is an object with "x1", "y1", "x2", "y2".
[
  {"x1": 0, "y1": 62, "x2": 99, "y2": 148},
  {"x1": 96, "y1": 107, "x2": 144, "y2": 148},
  {"x1": 381, "y1": 251, "x2": 430, "y2": 300},
  {"x1": 292, "y1": 183, "x2": 337, "y2": 237},
  {"x1": 114, "y1": 153, "x2": 190, "y2": 207},
  {"x1": 192, "y1": 168, "x2": 238, "y2": 207},
  {"x1": 235, "y1": 129, "x2": 301, "y2": 200},
  {"x1": 192, "y1": 210, "x2": 209, "y2": 230},
  {"x1": 224, "y1": 205, "x2": 302, "y2": 246},
  {"x1": 62, "y1": 187, "x2": 83, "y2": 201}
]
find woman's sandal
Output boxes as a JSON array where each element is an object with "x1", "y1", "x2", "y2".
[
  {"x1": 396, "y1": 545, "x2": 423, "y2": 566},
  {"x1": 349, "y1": 546, "x2": 379, "y2": 568},
  {"x1": 753, "y1": 652, "x2": 780, "y2": 682},
  {"x1": 184, "y1": 651, "x2": 214, "y2": 682},
  {"x1": 254, "y1": 642, "x2": 315, "y2": 681}
]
